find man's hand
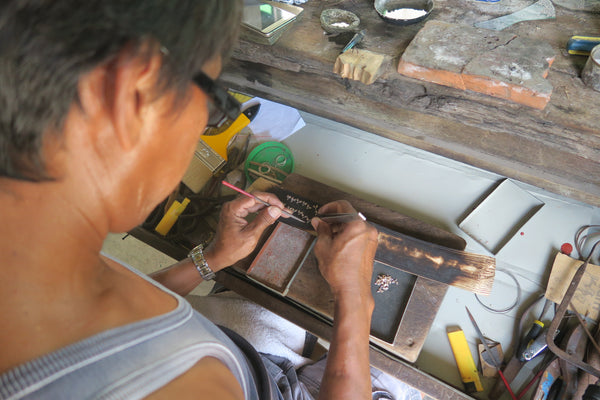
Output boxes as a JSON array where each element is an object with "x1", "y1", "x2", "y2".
[
  {"x1": 205, "y1": 191, "x2": 285, "y2": 270},
  {"x1": 150, "y1": 191, "x2": 284, "y2": 297},
  {"x1": 311, "y1": 200, "x2": 379, "y2": 400},
  {"x1": 311, "y1": 200, "x2": 378, "y2": 300}
]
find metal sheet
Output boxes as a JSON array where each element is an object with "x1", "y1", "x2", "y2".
[
  {"x1": 370, "y1": 261, "x2": 416, "y2": 343},
  {"x1": 459, "y1": 179, "x2": 544, "y2": 254},
  {"x1": 247, "y1": 222, "x2": 314, "y2": 295}
]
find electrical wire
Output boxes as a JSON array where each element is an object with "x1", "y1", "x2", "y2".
[
  {"x1": 474, "y1": 267, "x2": 522, "y2": 313},
  {"x1": 575, "y1": 225, "x2": 600, "y2": 259}
]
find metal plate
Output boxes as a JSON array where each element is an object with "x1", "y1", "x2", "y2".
[
  {"x1": 459, "y1": 179, "x2": 544, "y2": 254},
  {"x1": 247, "y1": 222, "x2": 314, "y2": 295},
  {"x1": 370, "y1": 261, "x2": 416, "y2": 343}
]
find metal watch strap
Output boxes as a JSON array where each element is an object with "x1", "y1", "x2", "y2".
[{"x1": 188, "y1": 244, "x2": 215, "y2": 281}]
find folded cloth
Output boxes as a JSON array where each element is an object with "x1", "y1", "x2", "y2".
[
  {"x1": 187, "y1": 292, "x2": 312, "y2": 368},
  {"x1": 188, "y1": 292, "x2": 423, "y2": 400}
]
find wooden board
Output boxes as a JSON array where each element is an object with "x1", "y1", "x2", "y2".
[
  {"x1": 261, "y1": 180, "x2": 495, "y2": 294},
  {"x1": 375, "y1": 224, "x2": 495, "y2": 294},
  {"x1": 277, "y1": 174, "x2": 467, "y2": 250},
  {"x1": 214, "y1": 269, "x2": 474, "y2": 400},
  {"x1": 232, "y1": 173, "x2": 470, "y2": 362},
  {"x1": 222, "y1": 0, "x2": 600, "y2": 207}
]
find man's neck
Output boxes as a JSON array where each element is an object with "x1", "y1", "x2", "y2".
[{"x1": 0, "y1": 178, "x2": 107, "y2": 285}]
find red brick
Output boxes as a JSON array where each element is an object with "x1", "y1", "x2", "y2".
[{"x1": 397, "y1": 21, "x2": 555, "y2": 109}]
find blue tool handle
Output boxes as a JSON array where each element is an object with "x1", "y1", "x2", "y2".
[{"x1": 567, "y1": 36, "x2": 600, "y2": 55}]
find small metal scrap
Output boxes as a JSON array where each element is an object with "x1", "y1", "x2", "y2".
[
  {"x1": 342, "y1": 30, "x2": 365, "y2": 53},
  {"x1": 374, "y1": 274, "x2": 398, "y2": 293}
]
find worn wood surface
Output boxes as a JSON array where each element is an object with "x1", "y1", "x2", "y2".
[
  {"x1": 215, "y1": 269, "x2": 474, "y2": 399},
  {"x1": 247, "y1": 222, "x2": 314, "y2": 295},
  {"x1": 278, "y1": 174, "x2": 467, "y2": 249},
  {"x1": 222, "y1": 0, "x2": 600, "y2": 207},
  {"x1": 376, "y1": 224, "x2": 496, "y2": 294},
  {"x1": 232, "y1": 173, "x2": 469, "y2": 362}
]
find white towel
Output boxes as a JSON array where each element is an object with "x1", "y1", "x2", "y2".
[{"x1": 187, "y1": 292, "x2": 313, "y2": 368}]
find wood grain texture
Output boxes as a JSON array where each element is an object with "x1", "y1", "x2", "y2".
[
  {"x1": 376, "y1": 224, "x2": 496, "y2": 294},
  {"x1": 237, "y1": 174, "x2": 468, "y2": 361},
  {"x1": 222, "y1": 0, "x2": 600, "y2": 207},
  {"x1": 278, "y1": 174, "x2": 467, "y2": 250}
]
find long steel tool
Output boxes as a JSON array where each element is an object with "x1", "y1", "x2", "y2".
[
  {"x1": 474, "y1": 0, "x2": 555, "y2": 31},
  {"x1": 546, "y1": 241, "x2": 600, "y2": 377},
  {"x1": 466, "y1": 307, "x2": 518, "y2": 400}
]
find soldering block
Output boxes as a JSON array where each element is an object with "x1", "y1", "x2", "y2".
[
  {"x1": 334, "y1": 48, "x2": 391, "y2": 85},
  {"x1": 397, "y1": 21, "x2": 555, "y2": 109}
]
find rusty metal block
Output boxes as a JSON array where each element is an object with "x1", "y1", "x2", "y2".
[{"x1": 247, "y1": 222, "x2": 315, "y2": 295}]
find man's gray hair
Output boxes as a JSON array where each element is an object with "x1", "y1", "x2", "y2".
[{"x1": 0, "y1": 0, "x2": 242, "y2": 181}]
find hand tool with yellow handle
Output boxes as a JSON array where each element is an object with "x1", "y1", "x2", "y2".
[
  {"x1": 567, "y1": 36, "x2": 600, "y2": 55},
  {"x1": 182, "y1": 104, "x2": 258, "y2": 193},
  {"x1": 447, "y1": 327, "x2": 484, "y2": 393},
  {"x1": 155, "y1": 198, "x2": 190, "y2": 236},
  {"x1": 466, "y1": 307, "x2": 518, "y2": 400},
  {"x1": 201, "y1": 112, "x2": 251, "y2": 161}
]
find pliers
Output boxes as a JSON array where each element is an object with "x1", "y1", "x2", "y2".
[{"x1": 488, "y1": 297, "x2": 554, "y2": 399}]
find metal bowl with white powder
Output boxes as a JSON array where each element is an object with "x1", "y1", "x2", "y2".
[{"x1": 374, "y1": 0, "x2": 434, "y2": 25}]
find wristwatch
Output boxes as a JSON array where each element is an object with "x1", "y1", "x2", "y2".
[{"x1": 188, "y1": 244, "x2": 215, "y2": 281}]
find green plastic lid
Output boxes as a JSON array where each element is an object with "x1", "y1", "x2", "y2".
[{"x1": 245, "y1": 141, "x2": 294, "y2": 184}]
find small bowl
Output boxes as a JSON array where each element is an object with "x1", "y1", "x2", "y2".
[
  {"x1": 320, "y1": 9, "x2": 361, "y2": 34},
  {"x1": 374, "y1": 0, "x2": 433, "y2": 25}
]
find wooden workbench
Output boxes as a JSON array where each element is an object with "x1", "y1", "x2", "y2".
[
  {"x1": 220, "y1": 173, "x2": 476, "y2": 399},
  {"x1": 131, "y1": 173, "x2": 478, "y2": 399},
  {"x1": 221, "y1": 0, "x2": 600, "y2": 207}
]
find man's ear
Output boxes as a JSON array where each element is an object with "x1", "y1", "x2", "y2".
[
  {"x1": 110, "y1": 45, "x2": 164, "y2": 151},
  {"x1": 77, "y1": 45, "x2": 164, "y2": 152}
]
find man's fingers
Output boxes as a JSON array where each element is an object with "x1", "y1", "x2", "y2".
[
  {"x1": 244, "y1": 206, "x2": 281, "y2": 236},
  {"x1": 227, "y1": 195, "x2": 258, "y2": 218},
  {"x1": 318, "y1": 200, "x2": 356, "y2": 215},
  {"x1": 252, "y1": 192, "x2": 285, "y2": 209},
  {"x1": 312, "y1": 217, "x2": 333, "y2": 238}
]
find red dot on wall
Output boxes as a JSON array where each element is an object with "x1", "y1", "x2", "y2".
[{"x1": 561, "y1": 243, "x2": 573, "y2": 256}]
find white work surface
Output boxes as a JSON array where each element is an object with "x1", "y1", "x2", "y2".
[{"x1": 280, "y1": 111, "x2": 600, "y2": 397}]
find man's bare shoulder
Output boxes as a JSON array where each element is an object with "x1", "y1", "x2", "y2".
[{"x1": 144, "y1": 357, "x2": 244, "y2": 400}]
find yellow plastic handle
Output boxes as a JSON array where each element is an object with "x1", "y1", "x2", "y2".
[{"x1": 201, "y1": 113, "x2": 251, "y2": 160}]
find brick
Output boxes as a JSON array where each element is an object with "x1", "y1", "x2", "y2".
[{"x1": 397, "y1": 20, "x2": 555, "y2": 109}]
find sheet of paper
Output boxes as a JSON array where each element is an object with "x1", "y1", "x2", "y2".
[{"x1": 243, "y1": 97, "x2": 305, "y2": 142}]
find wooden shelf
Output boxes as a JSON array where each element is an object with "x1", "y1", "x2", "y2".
[{"x1": 222, "y1": 0, "x2": 600, "y2": 206}]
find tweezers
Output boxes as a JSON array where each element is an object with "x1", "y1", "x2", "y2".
[{"x1": 315, "y1": 212, "x2": 367, "y2": 223}]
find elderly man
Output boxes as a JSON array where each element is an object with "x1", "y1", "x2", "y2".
[{"x1": 0, "y1": 1, "x2": 380, "y2": 399}]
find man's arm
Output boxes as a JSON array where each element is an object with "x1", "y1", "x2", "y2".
[
  {"x1": 150, "y1": 192, "x2": 284, "y2": 296},
  {"x1": 311, "y1": 201, "x2": 379, "y2": 400}
]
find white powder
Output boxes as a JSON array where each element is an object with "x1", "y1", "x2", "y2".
[
  {"x1": 331, "y1": 22, "x2": 350, "y2": 27},
  {"x1": 491, "y1": 63, "x2": 532, "y2": 81},
  {"x1": 384, "y1": 8, "x2": 427, "y2": 20}
]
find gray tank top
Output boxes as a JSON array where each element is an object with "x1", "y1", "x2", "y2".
[{"x1": 0, "y1": 260, "x2": 260, "y2": 400}]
